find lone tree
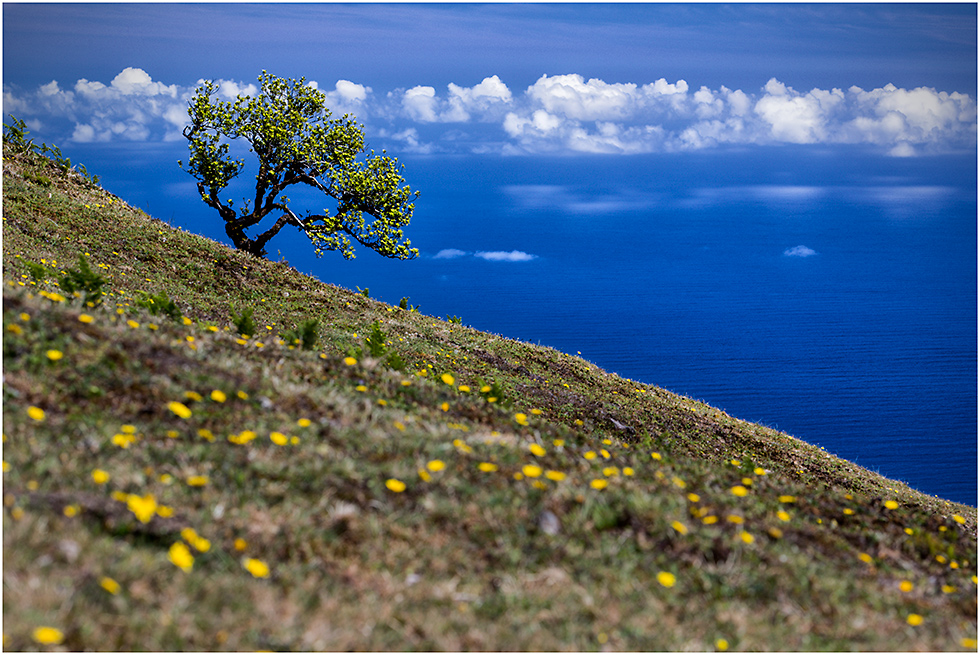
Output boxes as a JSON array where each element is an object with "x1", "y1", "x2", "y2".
[{"x1": 179, "y1": 71, "x2": 419, "y2": 260}]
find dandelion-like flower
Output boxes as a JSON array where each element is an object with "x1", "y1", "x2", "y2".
[
  {"x1": 210, "y1": 390, "x2": 227, "y2": 403},
  {"x1": 46, "y1": 349, "x2": 63, "y2": 361},
  {"x1": 515, "y1": 413, "x2": 529, "y2": 426},
  {"x1": 27, "y1": 406, "x2": 45, "y2": 422},
  {"x1": 167, "y1": 401, "x2": 192, "y2": 419},
  {"x1": 441, "y1": 373, "x2": 455, "y2": 386},
  {"x1": 656, "y1": 571, "x2": 676, "y2": 588},
  {"x1": 126, "y1": 493, "x2": 157, "y2": 523},
  {"x1": 671, "y1": 520, "x2": 689, "y2": 535},
  {"x1": 92, "y1": 469, "x2": 110, "y2": 484},
  {"x1": 478, "y1": 462, "x2": 498, "y2": 473},
  {"x1": 529, "y1": 443, "x2": 546, "y2": 457},
  {"x1": 32, "y1": 627, "x2": 64, "y2": 645},
  {"x1": 545, "y1": 470, "x2": 566, "y2": 481},
  {"x1": 169, "y1": 542, "x2": 194, "y2": 572},
  {"x1": 386, "y1": 478, "x2": 407, "y2": 493},
  {"x1": 590, "y1": 479, "x2": 608, "y2": 490},
  {"x1": 427, "y1": 460, "x2": 446, "y2": 472},
  {"x1": 187, "y1": 475, "x2": 209, "y2": 487},
  {"x1": 522, "y1": 465, "x2": 543, "y2": 478},
  {"x1": 243, "y1": 557, "x2": 270, "y2": 578},
  {"x1": 730, "y1": 485, "x2": 749, "y2": 497},
  {"x1": 269, "y1": 432, "x2": 288, "y2": 446},
  {"x1": 906, "y1": 613, "x2": 923, "y2": 626},
  {"x1": 100, "y1": 576, "x2": 121, "y2": 595}
]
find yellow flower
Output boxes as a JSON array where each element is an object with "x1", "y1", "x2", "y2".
[
  {"x1": 727, "y1": 515, "x2": 745, "y2": 525},
  {"x1": 603, "y1": 467, "x2": 619, "y2": 477},
  {"x1": 687, "y1": 493, "x2": 701, "y2": 503},
  {"x1": 953, "y1": 514, "x2": 966, "y2": 524},
  {"x1": 184, "y1": 391, "x2": 203, "y2": 402},
  {"x1": 545, "y1": 470, "x2": 566, "y2": 481},
  {"x1": 458, "y1": 385, "x2": 470, "y2": 393},
  {"x1": 515, "y1": 413, "x2": 529, "y2": 426},
  {"x1": 100, "y1": 576, "x2": 121, "y2": 595},
  {"x1": 906, "y1": 613, "x2": 923, "y2": 627},
  {"x1": 297, "y1": 418, "x2": 312, "y2": 427},
  {"x1": 187, "y1": 475, "x2": 209, "y2": 487},
  {"x1": 777, "y1": 510, "x2": 791, "y2": 522},
  {"x1": 440, "y1": 402, "x2": 449, "y2": 412},
  {"x1": 778, "y1": 495, "x2": 797, "y2": 503},
  {"x1": 78, "y1": 313, "x2": 94, "y2": 323},
  {"x1": 27, "y1": 406, "x2": 45, "y2": 421},
  {"x1": 671, "y1": 520, "x2": 689, "y2": 535},
  {"x1": 441, "y1": 373, "x2": 455, "y2": 386},
  {"x1": 126, "y1": 494, "x2": 157, "y2": 523},
  {"x1": 210, "y1": 390, "x2": 227, "y2": 403},
  {"x1": 522, "y1": 465, "x2": 543, "y2": 478},
  {"x1": 730, "y1": 485, "x2": 749, "y2": 497},
  {"x1": 92, "y1": 469, "x2": 110, "y2": 484},
  {"x1": 418, "y1": 469, "x2": 432, "y2": 482},
  {"x1": 427, "y1": 460, "x2": 446, "y2": 472},
  {"x1": 46, "y1": 349, "x2": 63, "y2": 361},
  {"x1": 234, "y1": 538, "x2": 248, "y2": 551},
  {"x1": 656, "y1": 571, "x2": 676, "y2": 588},
  {"x1": 753, "y1": 467, "x2": 766, "y2": 475},
  {"x1": 884, "y1": 500, "x2": 899, "y2": 510},
  {"x1": 623, "y1": 467, "x2": 635, "y2": 476},
  {"x1": 529, "y1": 443, "x2": 546, "y2": 457},
  {"x1": 961, "y1": 638, "x2": 978, "y2": 649},
  {"x1": 739, "y1": 531, "x2": 754, "y2": 544},
  {"x1": 127, "y1": 319, "x2": 139, "y2": 329},
  {"x1": 167, "y1": 401, "x2": 192, "y2": 419},
  {"x1": 584, "y1": 451, "x2": 597, "y2": 460},
  {"x1": 899, "y1": 580, "x2": 914, "y2": 593},
  {"x1": 651, "y1": 452, "x2": 662, "y2": 461},
  {"x1": 600, "y1": 449, "x2": 611, "y2": 459},
  {"x1": 478, "y1": 462, "x2": 498, "y2": 473},
  {"x1": 269, "y1": 431, "x2": 288, "y2": 446},
  {"x1": 243, "y1": 557, "x2": 270, "y2": 578},
  {"x1": 386, "y1": 478, "x2": 406, "y2": 493},
  {"x1": 858, "y1": 552, "x2": 873, "y2": 564},
  {"x1": 590, "y1": 479, "x2": 608, "y2": 490},
  {"x1": 553, "y1": 439, "x2": 565, "y2": 447},
  {"x1": 169, "y1": 542, "x2": 194, "y2": 572},
  {"x1": 32, "y1": 627, "x2": 64, "y2": 645},
  {"x1": 716, "y1": 638, "x2": 729, "y2": 651}
]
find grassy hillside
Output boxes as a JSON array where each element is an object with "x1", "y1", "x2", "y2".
[{"x1": 2, "y1": 140, "x2": 976, "y2": 651}]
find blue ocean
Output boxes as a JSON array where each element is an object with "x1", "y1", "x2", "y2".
[{"x1": 78, "y1": 144, "x2": 978, "y2": 506}]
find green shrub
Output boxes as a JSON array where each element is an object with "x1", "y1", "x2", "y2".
[
  {"x1": 58, "y1": 255, "x2": 105, "y2": 307},
  {"x1": 136, "y1": 291, "x2": 183, "y2": 322},
  {"x1": 282, "y1": 318, "x2": 320, "y2": 350},
  {"x1": 232, "y1": 307, "x2": 256, "y2": 338}
]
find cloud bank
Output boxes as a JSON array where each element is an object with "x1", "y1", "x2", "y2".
[{"x1": 5, "y1": 68, "x2": 975, "y2": 156}]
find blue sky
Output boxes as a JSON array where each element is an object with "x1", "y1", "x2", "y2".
[{"x1": 3, "y1": 3, "x2": 977, "y2": 159}]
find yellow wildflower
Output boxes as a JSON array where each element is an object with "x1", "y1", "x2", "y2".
[
  {"x1": 590, "y1": 479, "x2": 608, "y2": 490},
  {"x1": 32, "y1": 627, "x2": 64, "y2": 645},
  {"x1": 529, "y1": 443, "x2": 546, "y2": 457},
  {"x1": 27, "y1": 406, "x2": 45, "y2": 422},
  {"x1": 522, "y1": 465, "x2": 543, "y2": 478},
  {"x1": 906, "y1": 614, "x2": 923, "y2": 626},
  {"x1": 386, "y1": 478, "x2": 406, "y2": 493},
  {"x1": 441, "y1": 373, "x2": 455, "y2": 386},
  {"x1": 210, "y1": 390, "x2": 227, "y2": 403},
  {"x1": 46, "y1": 349, "x2": 63, "y2": 361},
  {"x1": 269, "y1": 431, "x2": 288, "y2": 446},
  {"x1": 243, "y1": 557, "x2": 270, "y2": 578},
  {"x1": 884, "y1": 500, "x2": 899, "y2": 510},
  {"x1": 656, "y1": 571, "x2": 676, "y2": 588},
  {"x1": 168, "y1": 542, "x2": 194, "y2": 572},
  {"x1": 730, "y1": 485, "x2": 749, "y2": 497},
  {"x1": 91, "y1": 469, "x2": 110, "y2": 484},
  {"x1": 545, "y1": 470, "x2": 566, "y2": 481},
  {"x1": 187, "y1": 475, "x2": 208, "y2": 487},
  {"x1": 167, "y1": 401, "x2": 192, "y2": 419},
  {"x1": 126, "y1": 493, "x2": 157, "y2": 523},
  {"x1": 100, "y1": 576, "x2": 121, "y2": 595},
  {"x1": 427, "y1": 460, "x2": 446, "y2": 472},
  {"x1": 478, "y1": 462, "x2": 498, "y2": 473},
  {"x1": 671, "y1": 520, "x2": 689, "y2": 535}
]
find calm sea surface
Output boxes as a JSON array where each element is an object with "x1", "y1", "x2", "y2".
[{"x1": 81, "y1": 145, "x2": 979, "y2": 505}]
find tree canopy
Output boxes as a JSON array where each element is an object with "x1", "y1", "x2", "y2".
[{"x1": 179, "y1": 71, "x2": 419, "y2": 260}]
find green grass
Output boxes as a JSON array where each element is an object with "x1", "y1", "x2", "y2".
[{"x1": 2, "y1": 142, "x2": 977, "y2": 651}]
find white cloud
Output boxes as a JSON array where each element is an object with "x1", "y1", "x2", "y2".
[
  {"x1": 784, "y1": 245, "x2": 818, "y2": 257},
  {"x1": 433, "y1": 248, "x2": 469, "y2": 259},
  {"x1": 475, "y1": 250, "x2": 537, "y2": 262},
  {"x1": 4, "y1": 69, "x2": 974, "y2": 155}
]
